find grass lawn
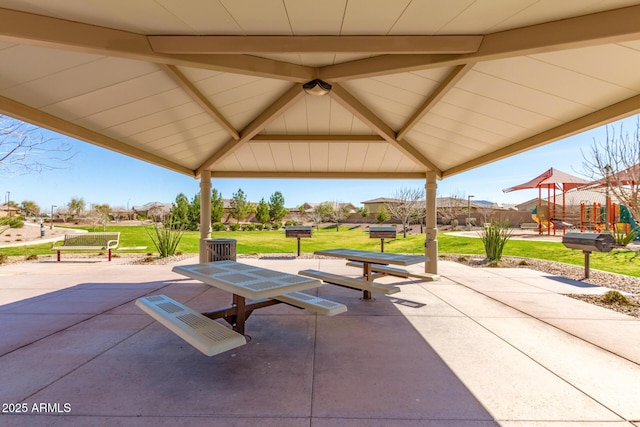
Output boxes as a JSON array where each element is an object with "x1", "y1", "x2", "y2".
[{"x1": 2, "y1": 225, "x2": 639, "y2": 277}]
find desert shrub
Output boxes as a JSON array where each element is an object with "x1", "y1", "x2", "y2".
[
  {"x1": 145, "y1": 219, "x2": 184, "y2": 258},
  {"x1": 614, "y1": 227, "x2": 638, "y2": 246},
  {"x1": 25, "y1": 254, "x2": 38, "y2": 261},
  {"x1": 480, "y1": 220, "x2": 513, "y2": 261},
  {"x1": 602, "y1": 290, "x2": 631, "y2": 305},
  {"x1": 0, "y1": 253, "x2": 7, "y2": 264}
]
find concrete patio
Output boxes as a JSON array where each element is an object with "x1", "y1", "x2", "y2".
[{"x1": 0, "y1": 256, "x2": 638, "y2": 426}]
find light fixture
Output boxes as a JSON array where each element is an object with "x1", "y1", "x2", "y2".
[{"x1": 303, "y1": 79, "x2": 332, "y2": 96}]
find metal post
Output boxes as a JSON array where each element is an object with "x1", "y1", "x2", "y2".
[
  {"x1": 467, "y1": 195, "x2": 474, "y2": 230},
  {"x1": 50, "y1": 205, "x2": 57, "y2": 229},
  {"x1": 583, "y1": 250, "x2": 591, "y2": 279}
]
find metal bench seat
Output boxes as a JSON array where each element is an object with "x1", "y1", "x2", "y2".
[
  {"x1": 135, "y1": 295, "x2": 247, "y2": 357},
  {"x1": 298, "y1": 269, "x2": 400, "y2": 295},
  {"x1": 274, "y1": 291, "x2": 347, "y2": 316},
  {"x1": 345, "y1": 261, "x2": 440, "y2": 282}
]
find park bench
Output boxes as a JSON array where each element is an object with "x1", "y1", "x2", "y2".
[
  {"x1": 298, "y1": 269, "x2": 400, "y2": 295},
  {"x1": 136, "y1": 295, "x2": 247, "y2": 357},
  {"x1": 51, "y1": 232, "x2": 120, "y2": 261},
  {"x1": 520, "y1": 222, "x2": 539, "y2": 229}
]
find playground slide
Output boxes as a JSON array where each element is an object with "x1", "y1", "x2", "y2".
[
  {"x1": 619, "y1": 205, "x2": 640, "y2": 239},
  {"x1": 531, "y1": 214, "x2": 548, "y2": 230}
]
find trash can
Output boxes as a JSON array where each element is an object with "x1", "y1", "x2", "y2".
[{"x1": 205, "y1": 238, "x2": 237, "y2": 262}]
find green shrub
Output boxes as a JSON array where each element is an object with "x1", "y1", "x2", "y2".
[
  {"x1": 255, "y1": 223, "x2": 264, "y2": 231},
  {"x1": 480, "y1": 220, "x2": 513, "y2": 261},
  {"x1": 273, "y1": 221, "x2": 282, "y2": 230},
  {"x1": 145, "y1": 219, "x2": 184, "y2": 258},
  {"x1": 614, "y1": 227, "x2": 638, "y2": 246},
  {"x1": 0, "y1": 217, "x2": 23, "y2": 228},
  {"x1": 229, "y1": 223, "x2": 240, "y2": 231},
  {"x1": 212, "y1": 222, "x2": 227, "y2": 232},
  {"x1": 602, "y1": 290, "x2": 631, "y2": 305}
]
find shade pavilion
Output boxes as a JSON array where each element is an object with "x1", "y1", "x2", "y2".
[{"x1": 3, "y1": 1, "x2": 640, "y2": 273}]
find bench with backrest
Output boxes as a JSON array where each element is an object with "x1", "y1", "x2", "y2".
[{"x1": 51, "y1": 232, "x2": 120, "y2": 261}]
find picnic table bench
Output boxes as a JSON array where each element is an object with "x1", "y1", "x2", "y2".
[{"x1": 51, "y1": 232, "x2": 120, "y2": 261}]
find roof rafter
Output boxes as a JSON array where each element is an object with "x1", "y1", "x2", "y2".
[
  {"x1": 0, "y1": 95, "x2": 194, "y2": 176},
  {"x1": 160, "y1": 64, "x2": 239, "y2": 140},
  {"x1": 0, "y1": 7, "x2": 315, "y2": 82},
  {"x1": 148, "y1": 35, "x2": 483, "y2": 54},
  {"x1": 397, "y1": 64, "x2": 474, "y2": 141},
  {"x1": 443, "y1": 93, "x2": 640, "y2": 178},
  {"x1": 196, "y1": 84, "x2": 305, "y2": 176},
  {"x1": 320, "y1": 4, "x2": 640, "y2": 81},
  {"x1": 329, "y1": 83, "x2": 442, "y2": 178}
]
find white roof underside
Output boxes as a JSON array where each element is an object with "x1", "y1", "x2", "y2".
[{"x1": 1, "y1": 0, "x2": 640, "y2": 180}]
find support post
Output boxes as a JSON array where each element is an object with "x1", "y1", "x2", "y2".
[
  {"x1": 199, "y1": 170, "x2": 212, "y2": 264},
  {"x1": 425, "y1": 172, "x2": 438, "y2": 274}
]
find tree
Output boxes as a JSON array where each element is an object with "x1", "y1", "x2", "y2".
[
  {"x1": 0, "y1": 115, "x2": 75, "y2": 175},
  {"x1": 187, "y1": 193, "x2": 200, "y2": 231},
  {"x1": 21, "y1": 200, "x2": 40, "y2": 217},
  {"x1": 211, "y1": 188, "x2": 224, "y2": 223},
  {"x1": 310, "y1": 204, "x2": 329, "y2": 230},
  {"x1": 357, "y1": 206, "x2": 370, "y2": 222},
  {"x1": 88, "y1": 203, "x2": 110, "y2": 231},
  {"x1": 172, "y1": 193, "x2": 190, "y2": 229},
  {"x1": 67, "y1": 197, "x2": 86, "y2": 218},
  {"x1": 581, "y1": 119, "x2": 640, "y2": 220},
  {"x1": 269, "y1": 191, "x2": 287, "y2": 222},
  {"x1": 436, "y1": 190, "x2": 467, "y2": 226},
  {"x1": 230, "y1": 188, "x2": 249, "y2": 223},
  {"x1": 255, "y1": 198, "x2": 270, "y2": 224},
  {"x1": 376, "y1": 205, "x2": 390, "y2": 224},
  {"x1": 326, "y1": 201, "x2": 351, "y2": 232},
  {"x1": 148, "y1": 204, "x2": 169, "y2": 223},
  {"x1": 385, "y1": 187, "x2": 424, "y2": 237}
]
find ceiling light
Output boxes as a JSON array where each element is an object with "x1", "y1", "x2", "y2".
[{"x1": 303, "y1": 79, "x2": 332, "y2": 96}]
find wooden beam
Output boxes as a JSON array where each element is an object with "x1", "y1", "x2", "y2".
[
  {"x1": 320, "y1": 4, "x2": 640, "y2": 81},
  {"x1": 149, "y1": 35, "x2": 483, "y2": 54},
  {"x1": 208, "y1": 171, "x2": 427, "y2": 179},
  {"x1": 160, "y1": 64, "x2": 239, "y2": 140},
  {"x1": 195, "y1": 84, "x2": 305, "y2": 176},
  {"x1": 397, "y1": 64, "x2": 474, "y2": 141},
  {"x1": 250, "y1": 135, "x2": 385, "y2": 143},
  {"x1": 0, "y1": 8, "x2": 314, "y2": 82},
  {"x1": 443, "y1": 93, "x2": 640, "y2": 178},
  {"x1": 329, "y1": 83, "x2": 442, "y2": 178},
  {"x1": 0, "y1": 95, "x2": 194, "y2": 176}
]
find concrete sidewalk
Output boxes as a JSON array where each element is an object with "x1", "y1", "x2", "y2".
[{"x1": 0, "y1": 256, "x2": 638, "y2": 426}]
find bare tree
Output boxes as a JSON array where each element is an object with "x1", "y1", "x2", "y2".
[
  {"x1": 88, "y1": 203, "x2": 110, "y2": 231},
  {"x1": 326, "y1": 201, "x2": 351, "y2": 231},
  {"x1": 0, "y1": 115, "x2": 75, "y2": 175},
  {"x1": 385, "y1": 187, "x2": 424, "y2": 237},
  {"x1": 581, "y1": 118, "x2": 640, "y2": 220},
  {"x1": 436, "y1": 190, "x2": 467, "y2": 226}
]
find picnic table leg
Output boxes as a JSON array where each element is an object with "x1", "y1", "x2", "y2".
[
  {"x1": 362, "y1": 262, "x2": 373, "y2": 300},
  {"x1": 233, "y1": 294, "x2": 247, "y2": 335}
]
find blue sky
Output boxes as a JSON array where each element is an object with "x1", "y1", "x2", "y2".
[{"x1": 2, "y1": 116, "x2": 636, "y2": 211}]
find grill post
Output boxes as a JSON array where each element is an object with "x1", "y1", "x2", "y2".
[{"x1": 583, "y1": 250, "x2": 591, "y2": 279}]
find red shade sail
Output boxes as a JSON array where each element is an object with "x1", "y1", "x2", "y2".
[{"x1": 503, "y1": 167, "x2": 588, "y2": 193}]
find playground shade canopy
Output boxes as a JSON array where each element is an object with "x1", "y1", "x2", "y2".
[
  {"x1": 503, "y1": 168, "x2": 589, "y2": 193},
  {"x1": 2, "y1": 2, "x2": 640, "y2": 180}
]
